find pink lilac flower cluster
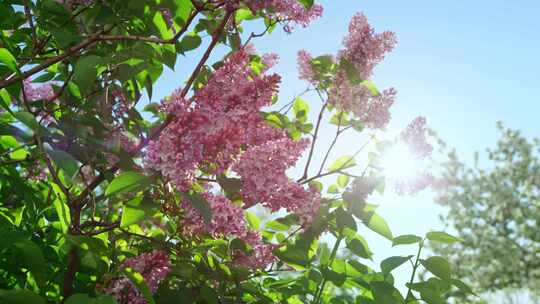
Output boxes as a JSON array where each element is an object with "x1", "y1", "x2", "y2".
[
  {"x1": 395, "y1": 116, "x2": 434, "y2": 195},
  {"x1": 347, "y1": 176, "x2": 379, "y2": 202},
  {"x1": 103, "y1": 251, "x2": 170, "y2": 304},
  {"x1": 233, "y1": 231, "x2": 276, "y2": 269},
  {"x1": 181, "y1": 192, "x2": 277, "y2": 268},
  {"x1": 338, "y1": 13, "x2": 397, "y2": 80},
  {"x1": 21, "y1": 79, "x2": 59, "y2": 124},
  {"x1": 232, "y1": 138, "x2": 320, "y2": 226},
  {"x1": 296, "y1": 50, "x2": 318, "y2": 83},
  {"x1": 146, "y1": 50, "x2": 282, "y2": 190},
  {"x1": 147, "y1": 50, "x2": 320, "y2": 267},
  {"x1": 400, "y1": 116, "x2": 433, "y2": 159},
  {"x1": 330, "y1": 82, "x2": 396, "y2": 129},
  {"x1": 244, "y1": 0, "x2": 323, "y2": 32},
  {"x1": 23, "y1": 79, "x2": 55, "y2": 102},
  {"x1": 297, "y1": 13, "x2": 397, "y2": 130}
]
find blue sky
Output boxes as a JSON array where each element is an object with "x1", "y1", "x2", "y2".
[{"x1": 149, "y1": 0, "x2": 540, "y2": 295}]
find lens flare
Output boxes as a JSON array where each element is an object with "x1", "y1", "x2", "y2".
[{"x1": 380, "y1": 142, "x2": 420, "y2": 182}]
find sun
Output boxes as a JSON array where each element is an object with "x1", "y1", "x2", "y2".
[{"x1": 379, "y1": 142, "x2": 420, "y2": 182}]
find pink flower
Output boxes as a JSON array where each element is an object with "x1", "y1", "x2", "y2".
[
  {"x1": 103, "y1": 251, "x2": 171, "y2": 304},
  {"x1": 181, "y1": 192, "x2": 277, "y2": 268},
  {"x1": 181, "y1": 192, "x2": 248, "y2": 238},
  {"x1": 233, "y1": 137, "x2": 321, "y2": 226},
  {"x1": 338, "y1": 13, "x2": 397, "y2": 80},
  {"x1": 23, "y1": 79, "x2": 55, "y2": 102},
  {"x1": 233, "y1": 231, "x2": 276, "y2": 269},
  {"x1": 394, "y1": 171, "x2": 434, "y2": 195},
  {"x1": 297, "y1": 50, "x2": 317, "y2": 83},
  {"x1": 329, "y1": 79, "x2": 396, "y2": 129},
  {"x1": 400, "y1": 116, "x2": 433, "y2": 159},
  {"x1": 146, "y1": 50, "x2": 283, "y2": 191}
]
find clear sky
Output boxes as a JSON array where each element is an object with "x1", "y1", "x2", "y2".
[{"x1": 148, "y1": 0, "x2": 540, "y2": 297}]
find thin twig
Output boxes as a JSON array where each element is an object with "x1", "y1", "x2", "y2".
[
  {"x1": 300, "y1": 136, "x2": 374, "y2": 185},
  {"x1": 299, "y1": 99, "x2": 328, "y2": 181}
]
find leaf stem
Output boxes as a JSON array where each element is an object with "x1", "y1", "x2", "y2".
[
  {"x1": 313, "y1": 232, "x2": 344, "y2": 304},
  {"x1": 406, "y1": 239, "x2": 424, "y2": 302}
]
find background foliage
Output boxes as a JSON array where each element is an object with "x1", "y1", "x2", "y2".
[{"x1": 432, "y1": 123, "x2": 540, "y2": 303}]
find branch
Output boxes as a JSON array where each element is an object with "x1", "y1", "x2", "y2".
[
  {"x1": 83, "y1": 221, "x2": 120, "y2": 236},
  {"x1": 242, "y1": 19, "x2": 278, "y2": 47},
  {"x1": 94, "y1": 9, "x2": 198, "y2": 45},
  {"x1": 313, "y1": 231, "x2": 344, "y2": 304},
  {"x1": 406, "y1": 241, "x2": 424, "y2": 302},
  {"x1": 0, "y1": 9, "x2": 199, "y2": 90},
  {"x1": 0, "y1": 32, "x2": 103, "y2": 89},
  {"x1": 62, "y1": 247, "x2": 78, "y2": 300},
  {"x1": 317, "y1": 112, "x2": 345, "y2": 175},
  {"x1": 22, "y1": 0, "x2": 37, "y2": 47},
  {"x1": 300, "y1": 137, "x2": 373, "y2": 185},
  {"x1": 299, "y1": 99, "x2": 328, "y2": 181}
]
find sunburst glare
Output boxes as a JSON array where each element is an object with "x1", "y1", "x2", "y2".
[{"x1": 380, "y1": 141, "x2": 420, "y2": 182}]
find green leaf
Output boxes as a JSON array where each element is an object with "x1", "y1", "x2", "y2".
[
  {"x1": 200, "y1": 286, "x2": 218, "y2": 304},
  {"x1": 0, "y1": 289, "x2": 45, "y2": 304},
  {"x1": 392, "y1": 234, "x2": 422, "y2": 246},
  {"x1": 327, "y1": 184, "x2": 339, "y2": 194},
  {"x1": 363, "y1": 212, "x2": 393, "y2": 240},
  {"x1": 337, "y1": 174, "x2": 349, "y2": 188},
  {"x1": 420, "y1": 256, "x2": 452, "y2": 281},
  {"x1": 380, "y1": 255, "x2": 413, "y2": 274},
  {"x1": 345, "y1": 235, "x2": 372, "y2": 259},
  {"x1": 73, "y1": 55, "x2": 104, "y2": 93},
  {"x1": 235, "y1": 8, "x2": 254, "y2": 23},
  {"x1": 371, "y1": 281, "x2": 405, "y2": 304},
  {"x1": 297, "y1": 0, "x2": 314, "y2": 8},
  {"x1": 419, "y1": 288, "x2": 447, "y2": 304},
  {"x1": 426, "y1": 231, "x2": 460, "y2": 244},
  {"x1": 0, "y1": 89, "x2": 13, "y2": 113},
  {"x1": 13, "y1": 111, "x2": 40, "y2": 133},
  {"x1": 450, "y1": 279, "x2": 476, "y2": 296},
  {"x1": 245, "y1": 211, "x2": 260, "y2": 230},
  {"x1": 292, "y1": 97, "x2": 309, "y2": 122},
  {"x1": 266, "y1": 219, "x2": 290, "y2": 231},
  {"x1": 328, "y1": 155, "x2": 356, "y2": 172},
  {"x1": 276, "y1": 245, "x2": 310, "y2": 268},
  {"x1": 177, "y1": 33, "x2": 202, "y2": 53},
  {"x1": 335, "y1": 207, "x2": 356, "y2": 231},
  {"x1": 0, "y1": 48, "x2": 18, "y2": 73},
  {"x1": 123, "y1": 268, "x2": 155, "y2": 304},
  {"x1": 13, "y1": 239, "x2": 47, "y2": 287},
  {"x1": 330, "y1": 111, "x2": 349, "y2": 126},
  {"x1": 321, "y1": 267, "x2": 346, "y2": 287},
  {"x1": 121, "y1": 206, "x2": 146, "y2": 228},
  {"x1": 53, "y1": 198, "x2": 71, "y2": 233},
  {"x1": 217, "y1": 176, "x2": 242, "y2": 194},
  {"x1": 361, "y1": 80, "x2": 380, "y2": 96},
  {"x1": 182, "y1": 192, "x2": 212, "y2": 225},
  {"x1": 45, "y1": 145, "x2": 80, "y2": 181},
  {"x1": 339, "y1": 58, "x2": 362, "y2": 85},
  {"x1": 153, "y1": 11, "x2": 173, "y2": 40},
  {"x1": 105, "y1": 171, "x2": 150, "y2": 197}
]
